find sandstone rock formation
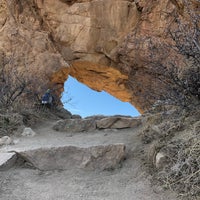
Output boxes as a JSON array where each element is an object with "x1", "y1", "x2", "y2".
[
  {"x1": 18, "y1": 144, "x2": 126, "y2": 170},
  {"x1": 0, "y1": 0, "x2": 199, "y2": 112},
  {"x1": 53, "y1": 118, "x2": 97, "y2": 132},
  {"x1": 96, "y1": 116, "x2": 141, "y2": 129},
  {"x1": 53, "y1": 116, "x2": 141, "y2": 132}
]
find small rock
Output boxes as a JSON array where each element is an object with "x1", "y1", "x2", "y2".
[
  {"x1": 155, "y1": 152, "x2": 167, "y2": 169},
  {"x1": 22, "y1": 127, "x2": 36, "y2": 137},
  {"x1": 0, "y1": 136, "x2": 13, "y2": 145}
]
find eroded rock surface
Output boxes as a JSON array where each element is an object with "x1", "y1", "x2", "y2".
[
  {"x1": 53, "y1": 118, "x2": 97, "y2": 132},
  {"x1": 53, "y1": 116, "x2": 141, "y2": 132},
  {"x1": 19, "y1": 144, "x2": 126, "y2": 171},
  {"x1": 0, "y1": 0, "x2": 199, "y2": 112},
  {"x1": 0, "y1": 152, "x2": 17, "y2": 171},
  {"x1": 96, "y1": 116, "x2": 141, "y2": 129}
]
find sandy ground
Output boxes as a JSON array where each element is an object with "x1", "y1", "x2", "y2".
[{"x1": 0, "y1": 120, "x2": 178, "y2": 200}]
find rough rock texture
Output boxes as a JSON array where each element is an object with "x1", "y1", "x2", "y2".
[
  {"x1": 18, "y1": 144, "x2": 126, "y2": 171},
  {"x1": 155, "y1": 152, "x2": 168, "y2": 169},
  {"x1": 0, "y1": 0, "x2": 199, "y2": 112},
  {"x1": 53, "y1": 118, "x2": 97, "y2": 132},
  {"x1": 52, "y1": 106, "x2": 73, "y2": 119},
  {"x1": 0, "y1": 152, "x2": 17, "y2": 170},
  {"x1": 53, "y1": 116, "x2": 141, "y2": 132},
  {"x1": 96, "y1": 116, "x2": 141, "y2": 129}
]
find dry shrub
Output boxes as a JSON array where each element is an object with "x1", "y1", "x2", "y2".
[
  {"x1": 141, "y1": 107, "x2": 200, "y2": 199},
  {"x1": 141, "y1": 109, "x2": 185, "y2": 144},
  {"x1": 157, "y1": 137, "x2": 200, "y2": 199},
  {"x1": 0, "y1": 113, "x2": 24, "y2": 136}
]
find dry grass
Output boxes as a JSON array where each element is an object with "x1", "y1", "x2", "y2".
[
  {"x1": 141, "y1": 107, "x2": 200, "y2": 200},
  {"x1": 158, "y1": 138, "x2": 200, "y2": 199},
  {"x1": 0, "y1": 113, "x2": 24, "y2": 136},
  {"x1": 140, "y1": 106, "x2": 200, "y2": 199}
]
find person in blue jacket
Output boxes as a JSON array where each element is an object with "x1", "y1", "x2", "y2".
[{"x1": 41, "y1": 89, "x2": 54, "y2": 107}]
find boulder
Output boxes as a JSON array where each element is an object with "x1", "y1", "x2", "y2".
[
  {"x1": 53, "y1": 118, "x2": 96, "y2": 132},
  {"x1": 96, "y1": 116, "x2": 141, "y2": 129},
  {"x1": 0, "y1": 136, "x2": 13, "y2": 145},
  {"x1": 0, "y1": 152, "x2": 17, "y2": 171},
  {"x1": 18, "y1": 144, "x2": 126, "y2": 171},
  {"x1": 22, "y1": 127, "x2": 36, "y2": 137}
]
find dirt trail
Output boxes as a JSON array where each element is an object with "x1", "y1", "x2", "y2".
[{"x1": 0, "y1": 119, "x2": 178, "y2": 200}]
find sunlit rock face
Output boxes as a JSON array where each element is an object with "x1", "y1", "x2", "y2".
[
  {"x1": 41, "y1": 0, "x2": 139, "y2": 108},
  {"x1": 0, "y1": 0, "x2": 199, "y2": 113}
]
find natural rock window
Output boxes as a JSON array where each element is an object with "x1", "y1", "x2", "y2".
[{"x1": 61, "y1": 76, "x2": 140, "y2": 117}]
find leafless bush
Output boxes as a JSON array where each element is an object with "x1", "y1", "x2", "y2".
[
  {"x1": 0, "y1": 113, "x2": 24, "y2": 136},
  {"x1": 166, "y1": 0, "x2": 200, "y2": 104},
  {"x1": 157, "y1": 138, "x2": 200, "y2": 199},
  {"x1": 141, "y1": 108, "x2": 200, "y2": 199},
  {"x1": 123, "y1": 0, "x2": 200, "y2": 110},
  {"x1": 146, "y1": 19, "x2": 199, "y2": 107},
  {"x1": 0, "y1": 53, "x2": 30, "y2": 110}
]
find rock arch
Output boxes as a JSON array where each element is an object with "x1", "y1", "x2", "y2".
[{"x1": 0, "y1": 0, "x2": 198, "y2": 113}]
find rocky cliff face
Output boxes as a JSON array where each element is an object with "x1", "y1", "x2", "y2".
[{"x1": 0, "y1": 0, "x2": 199, "y2": 112}]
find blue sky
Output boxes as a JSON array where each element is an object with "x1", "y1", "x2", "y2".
[{"x1": 61, "y1": 76, "x2": 140, "y2": 118}]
